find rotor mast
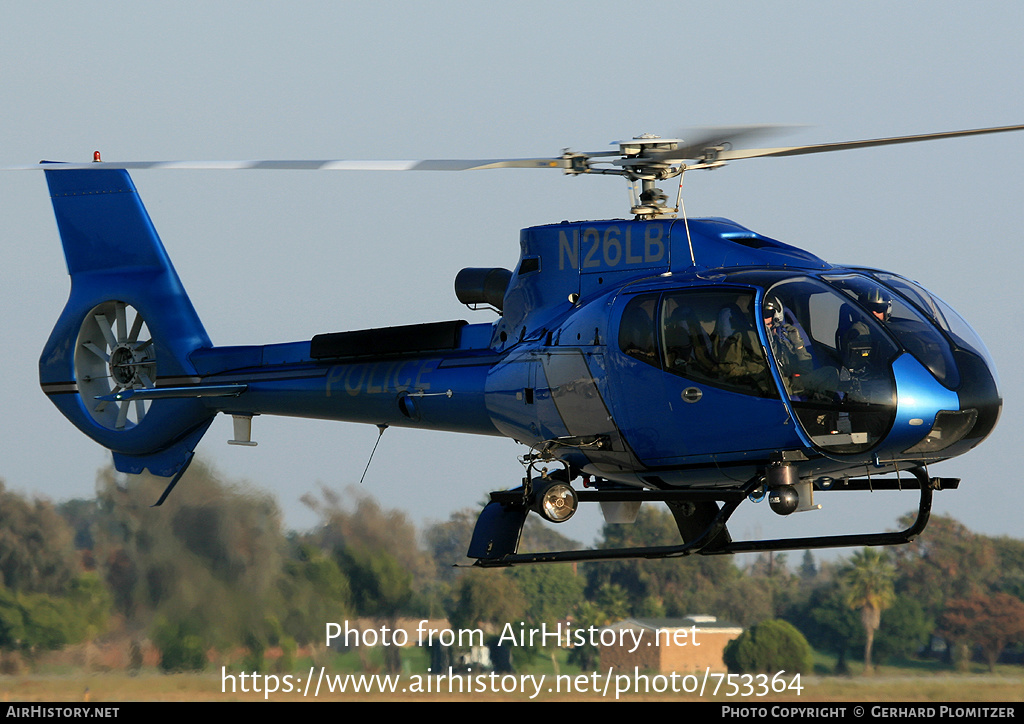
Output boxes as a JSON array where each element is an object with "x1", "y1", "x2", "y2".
[
  {"x1": 616, "y1": 134, "x2": 686, "y2": 218},
  {"x1": 562, "y1": 134, "x2": 726, "y2": 219}
]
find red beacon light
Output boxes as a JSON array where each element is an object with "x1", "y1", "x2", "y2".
[{"x1": 93, "y1": 151, "x2": 101, "y2": 162}]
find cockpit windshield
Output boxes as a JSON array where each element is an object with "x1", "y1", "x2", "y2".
[
  {"x1": 823, "y1": 274, "x2": 959, "y2": 389},
  {"x1": 871, "y1": 272, "x2": 997, "y2": 387},
  {"x1": 764, "y1": 278, "x2": 898, "y2": 454}
]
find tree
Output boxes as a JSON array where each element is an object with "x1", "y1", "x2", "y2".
[
  {"x1": 568, "y1": 583, "x2": 630, "y2": 670},
  {"x1": 799, "y1": 550, "x2": 818, "y2": 582},
  {"x1": 510, "y1": 563, "x2": 584, "y2": 627},
  {"x1": 0, "y1": 588, "x2": 26, "y2": 651},
  {"x1": 890, "y1": 515, "x2": 1001, "y2": 663},
  {"x1": 991, "y1": 536, "x2": 1024, "y2": 601},
  {"x1": 0, "y1": 480, "x2": 79, "y2": 596},
  {"x1": 508, "y1": 563, "x2": 584, "y2": 672},
  {"x1": 586, "y1": 504, "x2": 685, "y2": 615},
  {"x1": 723, "y1": 619, "x2": 813, "y2": 674},
  {"x1": 518, "y1": 516, "x2": 582, "y2": 555},
  {"x1": 302, "y1": 487, "x2": 440, "y2": 673},
  {"x1": 302, "y1": 486, "x2": 436, "y2": 597},
  {"x1": 842, "y1": 548, "x2": 895, "y2": 673},
  {"x1": 152, "y1": 616, "x2": 208, "y2": 672},
  {"x1": 91, "y1": 462, "x2": 288, "y2": 657},
  {"x1": 448, "y1": 571, "x2": 525, "y2": 633},
  {"x1": 0, "y1": 482, "x2": 107, "y2": 659},
  {"x1": 278, "y1": 545, "x2": 351, "y2": 647},
  {"x1": 939, "y1": 593, "x2": 1024, "y2": 671},
  {"x1": 586, "y1": 504, "x2": 753, "y2": 621},
  {"x1": 0, "y1": 579, "x2": 109, "y2": 657},
  {"x1": 788, "y1": 577, "x2": 860, "y2": 674},
  {"x1": 339, "y1": 548, "x2": 414, "y2": 674},
  {"x1": 891, "y1": 515, "x2": 997, "y2": 617},
  {"x1": 872, "y1": 595, "x2": 932, "y2": 663},
  {"x1": 423, "y1": 509, "x2": 479, "y2": 581},
  {"x1": 340, "y1": 548, "x2": 413, "y2": 617}
]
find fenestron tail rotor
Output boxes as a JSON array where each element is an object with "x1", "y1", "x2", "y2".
[{"x1": 75, "y1": 301, "x2": 157, "y2": 431}]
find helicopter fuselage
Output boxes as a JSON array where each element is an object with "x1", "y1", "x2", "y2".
[
  {"x1": 167, "y1": 216, "x2": 1000, "y2": 495},
  {"x1": 37, "y1": 167, "x2": 1001, "y2": 561}
]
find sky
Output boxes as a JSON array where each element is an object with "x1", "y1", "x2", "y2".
[{"x1": 1, "y1": 1, "x2": 1022, "y2": 556}]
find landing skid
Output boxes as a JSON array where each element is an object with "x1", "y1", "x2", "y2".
[{"x1": 469, "y1": 467, "x2": 954, "y2": 567}]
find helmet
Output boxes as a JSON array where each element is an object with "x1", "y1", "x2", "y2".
[
  {"x1": 762, "y1": 297, "x2": 785, "y2": 326},
  {"x1": 859, "y1": 287, "x2": 892, "y2": 322}
]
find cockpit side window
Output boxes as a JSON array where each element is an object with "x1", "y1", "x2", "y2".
[
  {"x1": 696, "y1": 292, "x2": 776, "y2": 397},
  {"x1": 618, "y1": 290, "x2": 776, "y2": 398},
  {"x1": 619, "y1": 295, "x2": 660, "y2": 367}
]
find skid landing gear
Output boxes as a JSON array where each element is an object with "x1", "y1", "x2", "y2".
[{"x1": 468, "y1": 466, "x2": 956, "y2": 567}]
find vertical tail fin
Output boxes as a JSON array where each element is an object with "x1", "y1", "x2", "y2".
[{"x1": 40, "y1": 168, "x2": 215, "y2": 477}]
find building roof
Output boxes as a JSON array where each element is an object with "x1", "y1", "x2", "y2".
[{"x1": 606, "y1": 616, "x2": 744, "y2": 633}]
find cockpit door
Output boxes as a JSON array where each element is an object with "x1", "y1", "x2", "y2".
[{"x1": 609, "y1": 289, "x2": 797, "y2": 467}]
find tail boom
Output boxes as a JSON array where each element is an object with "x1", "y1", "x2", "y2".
[{"x1": 41, "y1": 167, "x2": 502, "y2": 479}]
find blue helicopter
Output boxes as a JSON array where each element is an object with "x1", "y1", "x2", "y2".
[{"x1": 35, "y1": 125, "x2": 1021, "y2": 565}]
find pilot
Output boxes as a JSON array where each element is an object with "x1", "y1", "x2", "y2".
[{"x1": 859, "y1": 287, "x2": 892, "y2": 323}]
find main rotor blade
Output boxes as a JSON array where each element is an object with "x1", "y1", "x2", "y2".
[
  {"x1": 715, "y1": 124, "x2": 1024, "y2": 161},
  {"x1": 651, "y1": 125, "x2": 797, "y2": 161},
  {"x1": 20, "y1": 157, "x2": 573, "y2": 172},
  {"x1": 12, "y1": 124, "x2": 1023, "y2": 172}
]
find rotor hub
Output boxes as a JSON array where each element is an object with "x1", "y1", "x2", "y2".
[
  {"x1": 109, "y1": 343, "x2": 150, "y2": 387},
  {"x1": 618, "y1": 134, "x2": 683, "y2": 157}
]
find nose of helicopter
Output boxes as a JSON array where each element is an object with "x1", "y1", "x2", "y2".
[
  {"x1": 948, "y1": 346, "x2": 1002, "y2": 451},
  {"x1": 885, "y1": 351, "x2": 1000, "y2": 458}
]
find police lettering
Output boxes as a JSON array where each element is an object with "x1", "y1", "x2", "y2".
[{"x1": 326, "y1": 359, "x2": 434, "y2": 397}]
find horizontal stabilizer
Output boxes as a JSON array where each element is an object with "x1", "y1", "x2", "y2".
[{"x1": 95, "y1": 384, "x2": 247, "y2": 402}]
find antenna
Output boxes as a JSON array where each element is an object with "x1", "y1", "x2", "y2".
[{"x1": 359, "y1": 424, "x2": 389, "y2": 484}]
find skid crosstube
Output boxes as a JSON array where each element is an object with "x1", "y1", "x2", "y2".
[{"x1": 470, "y1": 467, "x2": 953, "y2": 567}]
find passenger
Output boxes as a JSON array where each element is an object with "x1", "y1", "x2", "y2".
[
  {"x1": 714, "y1": 303, "x2": 772, "y2": 394},
  {"x1": 663, "y1": 306, "x2": 714, "y2": 377}
]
